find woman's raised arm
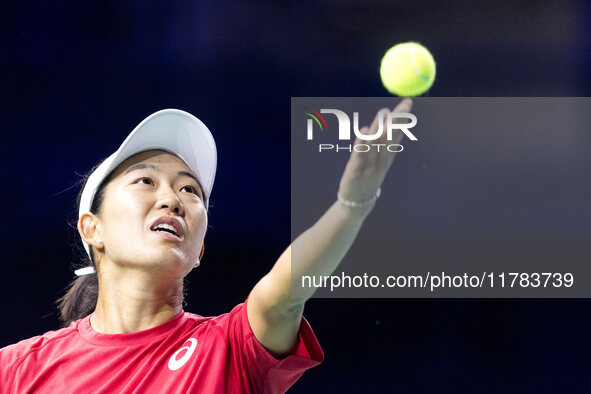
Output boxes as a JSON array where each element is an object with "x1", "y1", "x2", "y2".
[{"x1": 247, "y1": 99, "x2": 413, "y2": 357}]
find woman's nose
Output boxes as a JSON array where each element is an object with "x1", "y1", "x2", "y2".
[{"x1": 157, "y1": 189, "x2": 184, "y2": 215}]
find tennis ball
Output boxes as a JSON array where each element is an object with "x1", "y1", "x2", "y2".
[{"x1": 380, "y1": 42, "x2": 436, "y2": 96}]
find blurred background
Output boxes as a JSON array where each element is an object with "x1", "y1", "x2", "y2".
[{"x1": 2, "y1": 0, "x2": 591, "y2": 392}]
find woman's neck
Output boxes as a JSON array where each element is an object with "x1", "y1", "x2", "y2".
[{"x1": 90, "y1": 267, "x2": 184, "y2": 334}]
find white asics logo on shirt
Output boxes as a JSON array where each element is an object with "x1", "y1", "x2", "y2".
[{"x1": 168, "y1": 338, "x2": 198, "y2": 371}]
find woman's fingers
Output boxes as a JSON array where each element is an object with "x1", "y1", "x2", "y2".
[
  {"x1": 376, "y1": 99, "x2": 414, "y2": 168},
  {"x1": 340, "y1": 99, "x2": 414, "y2": 202}
]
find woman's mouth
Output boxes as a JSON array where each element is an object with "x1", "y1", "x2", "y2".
[
  {"x1": 151, "y1": 228, "x2": 183, "y2": 242},
  {"x1": 150, "y1": 217, "x2": 185, "y2": 240}
]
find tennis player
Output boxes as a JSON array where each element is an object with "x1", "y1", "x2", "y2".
[{"x1": 0, "y1": 99, "x2": 411, "y2": 393}]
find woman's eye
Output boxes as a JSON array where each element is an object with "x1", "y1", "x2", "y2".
[
  {"x1": 137, "y1": 177, "x2": 153, "y2": 185},
  {"x1": 181, "y1": 185, "x2": 200, "y2": 196}
]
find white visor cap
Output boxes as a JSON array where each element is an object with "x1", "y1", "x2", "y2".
[{"x1": 77, "y1": 109, "x2": 217, "y2": 272}]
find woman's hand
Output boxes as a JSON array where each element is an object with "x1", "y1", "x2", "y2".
[{"x1": 337, "y1": 98, "x2": 413, "y2": 214}]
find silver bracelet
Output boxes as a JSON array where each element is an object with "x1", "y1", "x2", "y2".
[{"x1": 337, "y1": 188, "x2": 381, "y2": 208}]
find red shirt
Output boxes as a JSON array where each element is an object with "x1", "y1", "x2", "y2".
[{"x1": 0, "y1": 299, "x2": 323, "y2": 393}]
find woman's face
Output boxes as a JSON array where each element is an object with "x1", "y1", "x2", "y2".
[{"x1": 94, "y1": 150, "x2": 207, "y2": 277}]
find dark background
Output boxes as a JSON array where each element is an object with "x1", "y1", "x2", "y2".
[{"x1": 2, "y1": 1, "x2": 591, "y2": 392}]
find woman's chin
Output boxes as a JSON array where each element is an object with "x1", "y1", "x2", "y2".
[{"x1": 150, "y1": 254, "x2": 194, "y2": 274}]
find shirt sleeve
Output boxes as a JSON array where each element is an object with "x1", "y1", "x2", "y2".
[
  {"x1": 0, "y1": 343, "x2": 18, "y2": 393},
  {"x1": 223, "y1": 298, "x2": 324, "y2": 393},
  {"x1": 0, "y1": 335, "x2": 43, "y2": 394}
]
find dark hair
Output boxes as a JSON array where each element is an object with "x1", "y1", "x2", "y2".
[{"x1": 56, "y1": 161, "x2": 114, "y2": 327}]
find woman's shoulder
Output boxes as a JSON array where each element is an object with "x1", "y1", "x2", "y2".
[
  {"x1": 183, "y1": 302, "x2": 246, "y2": 331},
  {"x1": 187, "y1": 302, "x2": 245, "y2": 321},
  {"x1": 0, "y1": 319, "x2": 81, "y2": 364}
]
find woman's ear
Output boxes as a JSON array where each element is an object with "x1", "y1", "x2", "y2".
[
  {"x1": 78, "y1": 213, "x2": 103, "y2": 248},
  {"x1": 193, "y1": 244, "x2": 205, "y2": 268}
]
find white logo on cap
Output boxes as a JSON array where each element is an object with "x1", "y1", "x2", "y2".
[{"x1": 168, "y1": 338, "x2": 197, "y2": 371}]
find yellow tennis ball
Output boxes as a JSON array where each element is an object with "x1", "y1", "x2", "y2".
[{"x1": 380, "y1": 42, "x2": 436, "y2": 96}]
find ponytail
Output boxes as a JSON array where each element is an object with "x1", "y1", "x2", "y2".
[{"x1": 57, "y1": 267, "x2": 98, "y2": 326}]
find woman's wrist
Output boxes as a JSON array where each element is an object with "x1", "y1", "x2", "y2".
[
  {"x1": 337, "y1": 188, "x2": 381, "y2": 208},
  {"x1": 335, "y1": 188, "x2": 381, "y2": 220}
]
